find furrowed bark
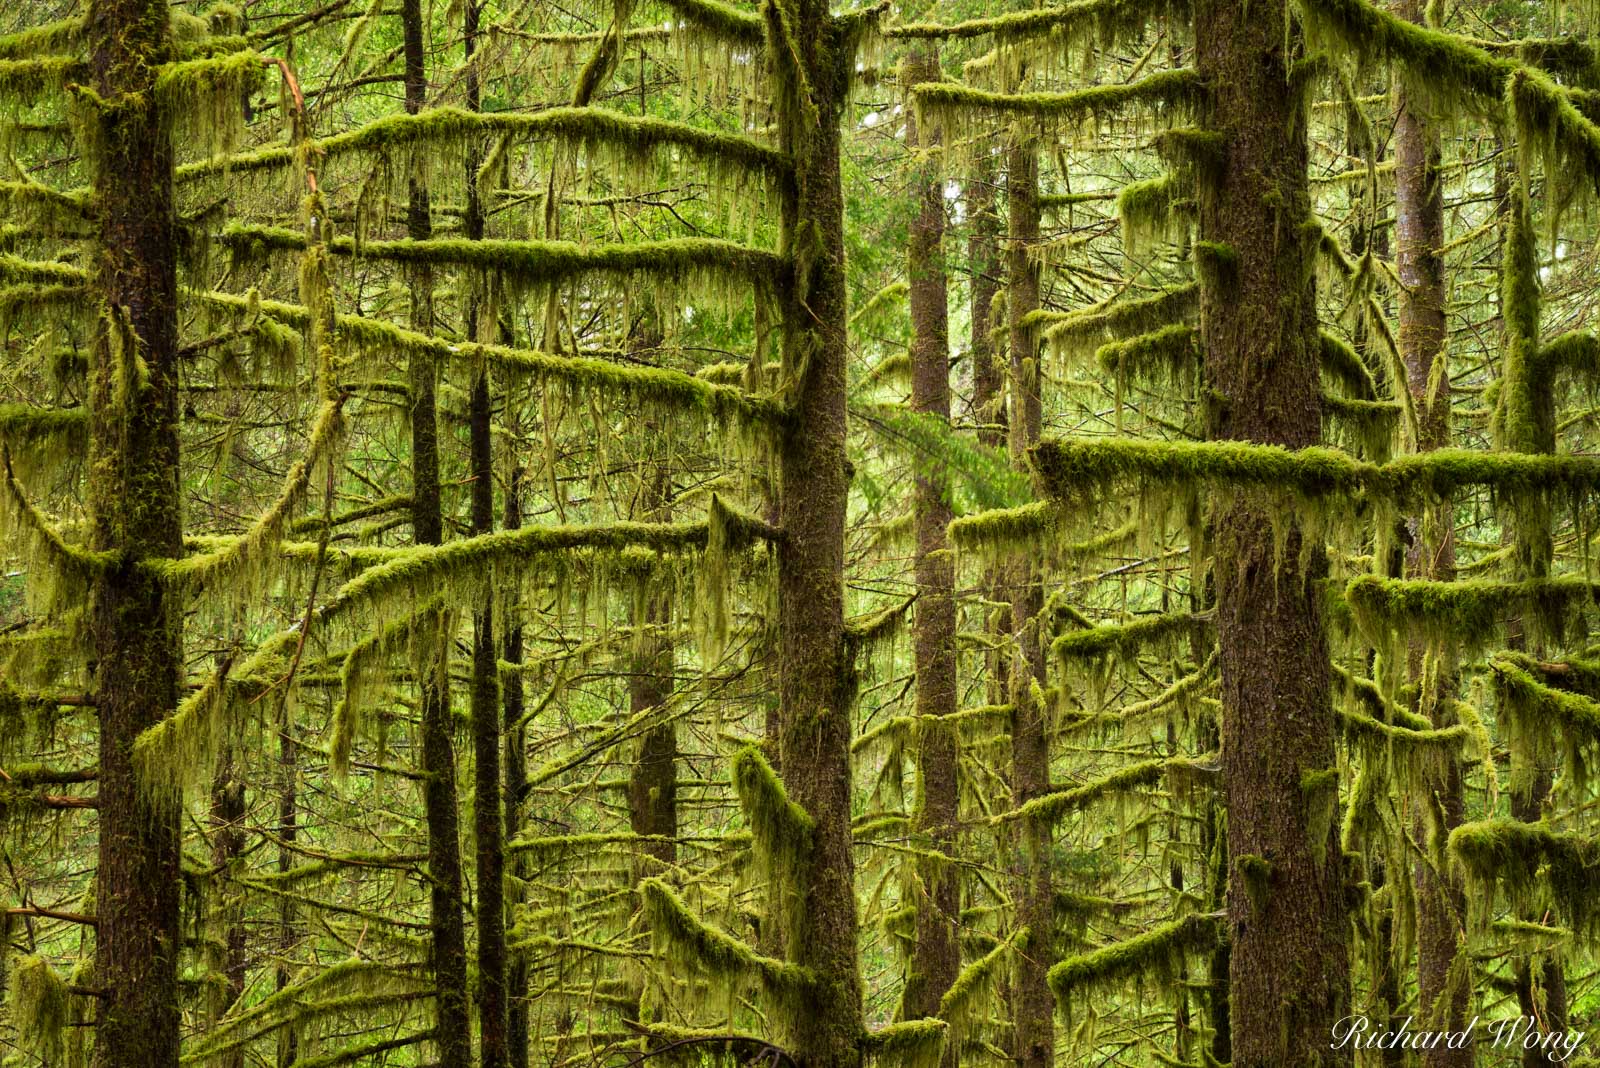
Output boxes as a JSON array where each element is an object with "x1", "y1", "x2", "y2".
[
  {"x1": 1394, "y1": 17, "x2": 1469, "y2": 1063},
  {"x1": 84, "y1": 0, "x2": 184, "y2": 1060},
  {"x1": 503, "y1": 462, "x2": 531, "y2": 1068},
  {"x1": 403, "y1": 0, "x2": 469, "y2": 1061},
  {"x1": 900, "y1": 47, "x2": 959, "y2": 1054},
  {"x1": 773, "y1": 2, "x2": 865, "y2": 1064},
  {"x1": 627, "y1": 452, "x2": 676, "y2": 871},
  {"x1": 1193, "y1": 3, "x2": 1352, "y2": 1064},
  {"x1": 1004, "y1": 132, "x2": 1053, "y2": 1068}
]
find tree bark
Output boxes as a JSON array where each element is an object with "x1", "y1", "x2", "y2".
[
  {"x1": 402, "y1": 0, "x2": 470, "y2": 1063},
  {"x1": 627, "y1": 456, "x2": 677, "y2": 871},
  {"x1": 1394, "y1": 21, "x2": 1469, "y2": 1063},
  {"x1": 900, "y1": 48, "x2": 959, "y2": 1056},
  {"x1": 84, "y1": 0, "x2": 184, "y2": 1061},
  {"x1": 1193, "y1": 3, "x2": 1351, "y2": 1064},
  {"x1": 1004, "y1": 134, "x2": 1054, "y2": 1068},
  {"x1": 503, "y1": 462, "x2": 531, "y2": 1068},
  {"x1": 773, "y1": 5, "x2": 864, "y2": 1065}
]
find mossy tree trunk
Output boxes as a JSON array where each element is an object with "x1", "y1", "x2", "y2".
[
  {"x1": 628, "y1": 334, "x2": 677, "y2": 872},
  {"x1": 900, "y1": 46, "x2": 959, "y2": 1051},
  {"x1": 1394, "y1": 24, "x2": 1469, "y2": 1064},
  {"x1": 1497, "y1": 173, "x2": 1570, "y2": 1068},
  {"x1": 1003, "y1": 133, "x2": 1054, "y2": 1068},
  {"x1": 503, "y1": 461, "x2": 531, "y2": 1068},
  {"x1": 403, "y1": 0, "x2": 471, "y2": 1061},
  {"x1": 464, "y1": 4, "x2": 509, "y2": 1063},
  {"x1": 1193, "y1": 4, "x2": 1351, "y2": 1064},
  {"x1": 209, "y1": 755, "x2": 248, "y2": 1068},
  {"x1": 772, "y1": 2, "x2": 865, "y2": 1064},
  {"x1": 84, "y1": 0, "x2": 184, "y2": 1061}
]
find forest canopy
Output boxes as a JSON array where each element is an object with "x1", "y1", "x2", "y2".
[{"x1": 3, "y1": 0, "x2": 1600, "y2": 1065}]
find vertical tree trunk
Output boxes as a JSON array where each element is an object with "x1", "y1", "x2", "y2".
[
  {"x1": 276, "y1": 722, "x2": 299, "y2": 1067},
  {"x1": 84, "y1": 0, "x2": 183, "y2": 1061},
  {"x1": 1003, "y1": 135, "x2": 1054, "y2": 1068},
  {"x1": 402, "y1": 0, "x2": 470, "y2": 1063},
  {"x1": 1394, "y1": 24, "x2": 1469, "y2": 1064},
  {"x1": 900, "y1": 48, "x2": 959, "y2": 1053},
  {"x1": 502, "y1": 462, "x2": 531, "y2": 1068},
  {"x1": 772, "y1": 5, "x2": 863, "y2": 1065},
  {"x1": 1193, "y1": 4, "x2": 1351, "y2": 1065},
  {"x1": 209, "y1": 756, "x2": 247, "y2": 1068},
  {"x1": 463, "y1": 4, "x2": 508, "y2": 1064},
  {"x1": 628, "y1": 456, "x2": 677, "y2": 870}
]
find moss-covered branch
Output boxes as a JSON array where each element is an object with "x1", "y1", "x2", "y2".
[
  {"x1": 1345, "y1": 575, "x2": 1600, "y2": 648},
  {"x1": 180, "y1": 105, "x2": 789, "y2": 185},
  {"x1": 1054, "y1": 612, "x2": 1210, "y2": 664},
  {"x1": 220, "y1": 228, "x2": 785, "y2": 292},
  {"x1": 1046, "y1": 912, "x2": 1220, "y2": 1003},
  {"x1": 887, "y1": 0, "x2": 1181, "y2": 42},
  {"x1": 861, "y1": 1019, "x2": 947, "y2": 1068},
  {"x1": 639, "y1": 877, "x2": 809, "y2": 990},
  {"x1": 1449, "y1": 818, "x2": 1600, "y2": 932},
  {"x1": 913, "y1": 68, "x2": 1202, "y2": 122}
]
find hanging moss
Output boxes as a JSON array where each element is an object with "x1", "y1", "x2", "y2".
[
  {"x1": 1448, "y1": 818, "x2": 1600, "y2": 934},
  {"x1": 1046, "y1": 912, "x2": 1219, "y2": 1005},
  {"x1": 857, "y1": 404, "x2": 1033, "y2": 511},
  {"x1": 1053, "y1": 612, "x2": 1211, "y2": 665},
  {"x1": 1508, "y1": 66, "x2": 1600, "y2": 190},
  {"x1": 1320, "y1": 331, "x2": 1380, "y2": 400},
  {"x1": 1323, "y1": 395, "x2": 1400, "y2": 459},
  {"x1": 220, "y1": 226, "x2": 783, "y2": 305},
  {"x1": 0, "y1": 403, "x2": 87, "y2": 451},
  {"x1": 153, "y1": 47, "x2": 263, "y2": 158},
  {"x1": 639, "y1": 877, "x2": 809, "y2": 990},
  {"x1": 936, "y1": 927, "x2": 1023, "y2": 1046},
  {"x1": 862, "y1": 1018, "x2": 948, "y2": 1068},
  {"x1": 915, "y1": 68, "x2": 1201, "y2": 120},
  {"x1": 1297, "y1": 0, "x2": 1509, "y2": 108},
  {"x1": 655, "y1": 0, "x2": 765, "y2": 45},
  {"x1": 887, "y1": 0, "x2": 1183, "y2": 43},
  {"x1": 1237, "y1": 855, "x2": 1272, "y2": 916},
  {"x1": 9, "y1": 954, "x2": 67, "y2": 1064},
  {"x1": 1117, "y1": 175, "x2": 1187, "y2": 251},
  {"x1": 180, "y1": 104, "x2": 790, "y2": 189},
  {"x1": 730, "y1": 746, "x2": 813, "y2": 938},
  {"x1": 0, "y1": 254, "x2": 85, "y2": 287},
  {"x1": 1037, "y1": 284, "x2": 1197, "y2": 364},
  {"x1": 998, "y1": 757, "x2": 1190, "y2": 827},
  {"x1": 0, "y1": 56, "x2": 80, "y2": 107},
  {"x1": 1346, "y1": 575, "x2": 1596, "y2": 651},
  {"x1": 0, "y1": 18, "x2": 81, "y2": 60},
  {"x1": 1034, "y1": 437, "x2": 1600, "y2": 512}
]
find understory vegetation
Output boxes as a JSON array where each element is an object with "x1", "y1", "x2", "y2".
[{"x1": 4, "y1": 0, "x2": 1600, "y2": 1065}]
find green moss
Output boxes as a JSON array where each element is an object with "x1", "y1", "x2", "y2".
[
  {"x1": 916, "y1": 68, "x2": 1200, "y2": 119},
  {"x1": 639, "y1": 877, "x2": 808, "y2": 990},
  {"x1": 1298, "y1": 0, "x2": 1509, "y2": 106},
  {"x1": 887, "y1": 0, "x2": 1182, "y2": 43},
  {"x1": 936, "y1": 927, "x2": 1022, "y2": 1045},
  {"x1": 1038, "y1": 284, "x2": 1197, "y2": 364},
  {"x1": 0, "y1": 57, "x2": 80, "y2": 107},
  {"x1": 1320, "y1": 331, "x2": 1379, "y2": 400},
  {"x1": 655, "y1": 0, "x2": 765, "y2": 45},
  {"x1": 180, "y1": 104, "x2": 790, "y2": 187},
  {"x1": 1322, "y1": 394, "x2": 1400, "y2": 460},
  {"x1": 999, "y1": 757, "x2": 1175, "y2": 826},
  {"x1": 1117, "y1": 174, "x2": 1186, "y2": 251},
  {"x1": 1346, "y1": 575, "x2": 1597, "y2": 651},
  {"x1": 1034, "y1": 437, "x2": 1600, "y2": 510},
  {"x1": 1054, "y1": 612, "x2": 1209, "y2": 665},
  {"x1": 0, "y1": 19, "x2": 81, "y2": 60},
  {"x1": 1095, "y1": 324, "x2": 1197, "y2": 387},
  {"x1": 1237, "y1": 855, "x2": 1272, "y2": 916},
  {"x1": 8, "y1": 954, "x2": 66, "y2": 1064},
  {"x1": 1046, "y1": 912, "x2": 1219, "y2": 1004},
  {"x1": 1449, "y1": 818, "x2": 1600, "y2": 934},
  {"x1": 1301, "y1": 768, "x2": 1339, "y2": 869},
  {"x1": 862, "y1": 1018, "x2": 948, "y2": 1068}
]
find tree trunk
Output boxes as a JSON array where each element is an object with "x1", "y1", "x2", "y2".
[
  {"x1": 403, "y1": 0, "x2": 471, "y2": 1062},
  {"x1": 1193, "y1": 4, "x2": 1351, "y2": 1064},
  {"x1": 1394, "y1": 22, "x2": 1469, "y2": 1063},
  {"x1": 209, "y1": 755, "x2": 247, "y2": 1068},
  {"x1": 900, "y1": 48, "x2": 959, "y2": 1055},
  {"x1": 773, "y1": 6, "x2": 864, "y2": 1065},
  {"x1": 1004, "y1": 135, "x2": 1054, "y2": 1068},
  {"x1": 628, "y1": 457, "x2": 677, "y2": 870},
  {"x1": 84, "y1": 0, "x2": 184, "y2": 1061},
  {"x1": 503, "y1": 462, "x2": 531, "y2": 1068}
]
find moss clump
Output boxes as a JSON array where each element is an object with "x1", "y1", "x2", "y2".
[
  {"x1": 1000, "y1": 758, "x2": 1176, "y2": 827},
  {"x1": 861, "y1": 1018, "x2": 947, "y2": 1068},
  {"x1": 1046, "y1": 912, "x2": 1219, "y2": 1004},
  {"x1": 1117, "y1": 175, "x2": 1187, "y2": 251},
  {"x1": 1053, "y1": 612, "x2": 1210, "y2": 665},
  {"x1": 1237, "y1": 855, "x2": 1272, "y2": 916},
  {"x1": 9, "y1": 954, "x2": 67, "y2": 1064},
  {"x1": 639, "y1": 877, "x2": 808, "y2": 990},
  {"x1": 1095, "y1": 324, "x2": 1197, "y2": 388},
  {"x1": 1037, "y1": 284, "x2": 1198, "y2": 363},
  {"x1": 1346, "y1": 575, "x2": 1596, "y2": 652},
  {"x1": 1301, "y1": 768, "x2": 1339, "y2": 869},
  {"x1": 888, "y1": 0, "x2": 1185, "y2": 44},
  {"x1": 731, "y1": 746, "x2": 814, "y2": 944},
  {"x1": 936, "y1": 928, "x2": 1022, "y2": 1046},
  {"x1": 915, "y1": 68, "x2": 1201, "y2": 119}
]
